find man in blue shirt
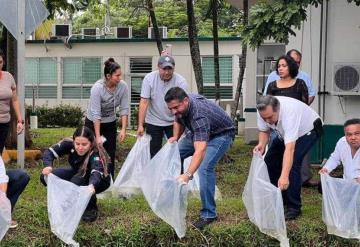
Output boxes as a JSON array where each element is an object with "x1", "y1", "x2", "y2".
[
  {"x1": 165, "y1": 87, "x2": 235, "y2": 230},
  {"x1": 263, "y1": 49, "x2": 318, "y2": 187},
  {"x1": 263, "y1": 49, "x2": 316, "y2": 105}
]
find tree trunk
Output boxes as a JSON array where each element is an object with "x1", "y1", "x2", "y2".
[
  {"x1": 5, "y1": 31, "x2": 32, "y2": 149},
  {"x1": 186, "y1": 0, "x2": 203, "y2": 94},
  {"x1": 232, "y1": 0, "x2": 248, "y2": 119},
  {"x1": 212, "y1": 0, "x2": 220, "y2": 103},
  {"x1": 147, "y1": 0, "x2": 163, "y2": 55}
]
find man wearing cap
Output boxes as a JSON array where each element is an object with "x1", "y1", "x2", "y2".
[{"x1": 137, "y1": 55, "x2": 188, "y2": 158}]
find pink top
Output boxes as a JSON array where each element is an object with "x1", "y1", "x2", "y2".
[{"x1": 0, "y1": 71, "x2": 16, "y2": 123}]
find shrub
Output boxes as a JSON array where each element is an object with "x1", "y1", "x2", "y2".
[{"x1": 26, "y1": 104, "x2": 84, "y2": 128}]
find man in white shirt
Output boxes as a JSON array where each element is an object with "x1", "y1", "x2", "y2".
[
  {"x1": 263, "y1": 49, "x2": 318, "y2": 187},
  {"x1": 320, "y1": 119, "x2": 360, "y2": 180},
  {"x1": 253, "y1": 95, "x2": 323, "y2": 220},
  {"x1": 137, "y1": 55, "x2": 188, "y2": 158}
]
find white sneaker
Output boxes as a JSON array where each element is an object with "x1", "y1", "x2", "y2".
[{"x1": 9, "y1": 220, "x2": 18, "y2": 229}]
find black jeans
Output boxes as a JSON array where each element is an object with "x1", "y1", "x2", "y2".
[
  {"x1": 40, "y1": 168, "x2": 110, "y2": 210},
  {"x1": 7, "y1": 169, "x2": 30, "y2": 212},
  {"x1": 264, "y1": 129, "x2": 320, "y2": 211},
  {"x1": 85, "y1": 118, "x2": 116, "y2": 178},
  {"x1": 145, "y1": 123, "x2": 173, "y2": 158},
  {"x1": 0, "y1": 122, "x2": 10, "y2": 154}
]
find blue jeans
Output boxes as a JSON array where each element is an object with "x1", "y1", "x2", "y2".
[
  {"x1": 264, "y1": 129, "x2": 320, "y2": 211},
  {"x1": 6, "y1": 169, "x2": 30, "y2": 212},
  {"x1": 178, "y1": 134, "x2": 233, "y2": 219}
]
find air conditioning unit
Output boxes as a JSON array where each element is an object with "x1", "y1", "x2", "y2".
[
  {"x1": 112, "y1": 27, "x2": 132, "y2": 39},
  {"x1": 81, "y1": 28, "x2": 100, "y2": 39},
  {"x1": 148, "y1": 26, "x2": 167, "y2": 39},
  {"x1": 52, "y1": 24, "x2": 72, "y2": 37},
  {"x1": 332, "y1": 63, "x2": 360, "y2": 95}
]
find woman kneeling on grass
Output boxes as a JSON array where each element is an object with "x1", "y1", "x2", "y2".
[{"x1": 40, "y1": 126, "x2": 111, "y2": 222}]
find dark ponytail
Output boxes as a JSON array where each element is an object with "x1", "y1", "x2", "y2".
[{"x1": 104, "y1": 57, "x2": 120, "y2": 78}]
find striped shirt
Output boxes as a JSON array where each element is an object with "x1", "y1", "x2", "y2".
[{"x1": 176, "y1": 94, "x2": 235, "y2": 142}]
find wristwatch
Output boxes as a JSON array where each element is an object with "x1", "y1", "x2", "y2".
[{"x1": 184, "y1": 171, "x2": 193, "y2": 180}]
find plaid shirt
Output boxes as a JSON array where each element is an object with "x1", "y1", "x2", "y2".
[{"x1": 176, "y1": 94, "x2": 235, "y2": 142}]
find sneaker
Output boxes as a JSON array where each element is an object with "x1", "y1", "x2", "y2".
[
  {"x1": 82, "y1": 209, "x2": 98, "y2": 222},
  {"x1": 9, "y1": 220, "x2": 18, "y2": 229},
  {"x1": 285, "y1": 208, "x2": 301, "y2": 221},
  {"x1": 192, "y1": 217, "x2": 217, "y2": 230}
]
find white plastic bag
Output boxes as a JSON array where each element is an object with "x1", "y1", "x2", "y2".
[
  {"x1": 242, "y1": 154, "x2": 289, "y2": 247},
  {"x1": 0, "y1": 191, "x2": 11, "y2": 241},
  {"x1": 112, "y1": 135, "x2": 151, "y2": 198},
  {"x1": 183, "y1": 156, "x2": 222, "y2": 200},
  {"x1": 140, "y1": 142, "x2": 188, "y2": 238},
  {"x1": 47, "y1": 173, "x2": 93, "y2": 247},
  {"x1": 96, "y1": 175, "x2": 113, "y2": 200},
  {"x1": 321, "y1": 174, "x2": 360, "y2": 239}
]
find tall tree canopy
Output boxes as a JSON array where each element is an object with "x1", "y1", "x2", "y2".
[{"x1": 71, "y1": 0, "x2": 241, "y2": 38}]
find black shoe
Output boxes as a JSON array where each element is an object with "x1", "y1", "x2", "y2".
[
  {"x1": 192, "y1": 217, "x2": 217, "y2": 230},
  {"x1": 82, "y1": 209, "x2": 98, "y2": 222},
  {"x1": 285, "y1": 208, "x2": 301, "y2": 221}
]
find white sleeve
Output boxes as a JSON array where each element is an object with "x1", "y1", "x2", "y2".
[
  {"x1": 0, "y1": 157, "x2": 9, "y2": 184},
  {"x1": 257, "y1": 112, "x2": 269, "y2": 132},
  {"x1": 140, "y1": 75, "x2": 152, "y2": 99},
  {"x1": 323, "y1": 141, "x2": 342, "y2": 172},
  {"x1": 282, "y1": 109, "x2": 301, "y2": 144}
]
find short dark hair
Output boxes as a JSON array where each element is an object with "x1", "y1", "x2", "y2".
[
  {"x1": 164, "y1": 87, "x2": 188, "y2": 103},
  {"x1": 344, "y1": 118, "x2": 360, "y2": 128},
  {"x1": 286, "y1": 49, "x2": 302, "y2": 61},
  {"x1": 104, "y1": 57, "x2": 121, "y2": 77},
  {"x1": 276, "y1": 55, "x2": 299, "y2": 78},
  {"x1": 256, "y1": 95, "x2": 280, "y2": 112}
]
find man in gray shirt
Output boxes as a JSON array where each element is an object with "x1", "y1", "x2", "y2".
[{"x1": 137, "y1": 55, "x2": 188, "y2": 158}]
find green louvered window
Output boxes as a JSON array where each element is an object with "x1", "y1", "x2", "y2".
[
  {"x1": 25, "y1": 57, "x2": 57, "y2": 99},
  {"x1": 62, "y1": 57, "x2": 101, "y2": 99},
  {"x1": 201, "y1": 56, "x2": 233, "y2": 99}
]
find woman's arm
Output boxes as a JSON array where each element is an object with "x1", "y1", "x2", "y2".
[{"x1": 11, "y1": 86, "x2": 24, "y2": 134}]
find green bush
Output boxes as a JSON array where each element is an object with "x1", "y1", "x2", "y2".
[{"x1": 26, "y1": 104, "x2": 84, "y2": 128}]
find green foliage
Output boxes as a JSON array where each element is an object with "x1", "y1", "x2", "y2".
[
  {"x1": 26, "y1": 105, "x2": 84, "y2": 128},
  {"x1": 71, "y1": 0, "x2": 242, "y2": 37},
  {"x1": 241, "y1": 0, "x2": 360, "y2": 49}
]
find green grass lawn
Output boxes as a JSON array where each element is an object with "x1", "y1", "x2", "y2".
[{"x1": 1, "y1": 128, "x2": 359, "y2": 246}]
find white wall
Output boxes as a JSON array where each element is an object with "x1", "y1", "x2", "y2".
[{"x1": 25, "y1": 39, "x2": 241, "y2": 109}]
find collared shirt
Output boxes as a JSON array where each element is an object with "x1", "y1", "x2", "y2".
[
  {"x1": 176, "y1": 94, "x2": 235, "y2": 142},
  {"x1": 257, "y1": 96, "x2": 321, "y2": 144},
  {"x1": 263, "y1": 70, "x2": 317, "y2": 97},
  {"x1": 141, "y1": 70, "x2": 188, "y2": 126},
  {"x1": 324, "y1": 136, "x2": 360, "y2": 180}
]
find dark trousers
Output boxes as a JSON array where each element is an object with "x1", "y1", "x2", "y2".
[
  {"x1": 264, "y1": 129, "x2": 320, "y2": 211},
  {"x1": 145, "y1": 123, "x2": 173, "y2": 158},
  {"x1": 85, "y1": 118, "x2": 116, "y2": 178},
  {"x1": 7, "y1": 169, "x2": 30, "y2": 212},
  {"x1": 40, "y1": 168, "x2": 110, "y2": 210},
  {"x1": 0, "y1": 122, "x2": 10, "y2": 154}
]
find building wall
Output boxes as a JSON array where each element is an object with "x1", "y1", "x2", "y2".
[{"x1": 25, "y1": 39, "x2": 241, "y2": 111}]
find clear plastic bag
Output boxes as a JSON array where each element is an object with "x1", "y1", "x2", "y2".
[
  {"x1": 0, "y1": 191, "x2": 11, "y2": 241},
  {"x1": 242, "y1": 154, "x2": 289, "y2": 247},
  {"x1": 112, "y1": 135, "x2": 151, "y2": 198},
  {"x1": 140, "y1": 142, "x2": 188, "y2": 238},
  {"x1": 321, "y1": 174, "x2": 360, "y2": 240},
  {"x1": 183, "y1": 156, "x2": 222, "y2": 200},
  {"x1": 47, "y1": 173, "x2": 93, "y2": 247}
]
